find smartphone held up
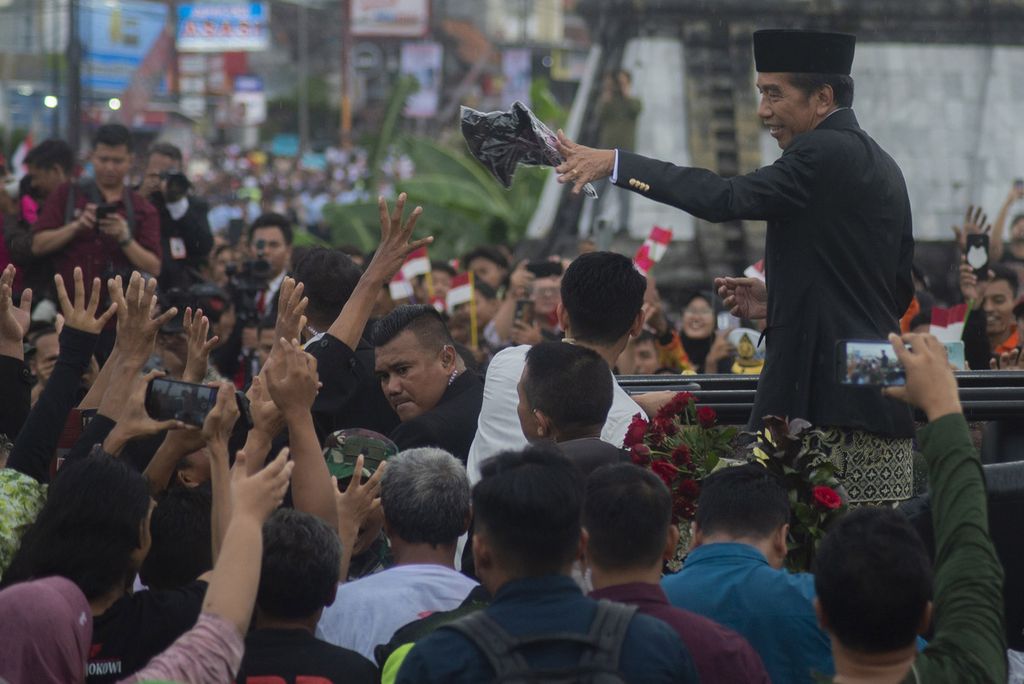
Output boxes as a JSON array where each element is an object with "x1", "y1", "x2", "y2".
[
  {"x1": 145, "y1": 377, "x2": 252, "y2": 429},
  {"x1": 837, "y1": 339, "x2": 964, "y2": 387}
]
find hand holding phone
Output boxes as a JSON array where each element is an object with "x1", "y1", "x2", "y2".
[
  {"x1": 146, "y1": 377, "x2": 220, "y2": 427},
  {"x1": 965, "y1": 233, "x2": 990, "y2": 280},
  {"x1": 837, "y1": 339, "x2": 907, "y2": 387},
  {"x1": 513, "y1": 299, "x2": 535, "y2": 327},
  {"x1": 95, "y1": 203, "x2": 118, "y2": 222}
]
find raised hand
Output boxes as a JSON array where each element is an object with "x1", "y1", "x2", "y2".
[
  {"x1": 108, "y1": 271, "x2": 178, "y2": 364},
  {"x1": 231, "y1": 446, "x2": 294, "y2": 524},
  {"x1": 101, "y1": 369, "x2": 191, "y2": 455},
  {"x1": 245, "y1": 373, "x2": 285, "y2": 439},
  {"x1": 364, "y1": 192, "x2": 431, "y2": 284},
  {"x1": 0, "y1": 264, "x2": 32, "y2": 355},
  {"x1": 883, "y1": 333, "x2": 961, "y2": 422},
  {"x1": 182, "y1": 307, "x2": 220, "y2": 383},
  {"x1": 53, "y1": 267, "x2": 117, "y2": 335},
  {"x1": 958, "y1": 259, "x2": 994, "y2": 304},
  {"x1": 332, "y1": 454, "x2": 385, "y2": 550},
  {"x1": 554, "y1": 130, "x2": 615, "y2": 195},
  {"x1": 264, "y1": 337, "x2": 320, "y2": 417},
  {"x1": 991, "y1": 348, "x2": 1023, "y2": 371},
  {"x1": 274, "y1": 277, "x2": 309, "y2": 343},
  {"x1": 952, "y1": 204, "x2": 991, "y2": 254},
  {"x1": 201, "y1": 381, "x2": 240, "y2": 447},
  {"x1": 714, "y1": 276, "x2": 767, "y2": 320}
]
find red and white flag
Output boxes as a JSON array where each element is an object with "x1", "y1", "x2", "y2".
[
  {"x1": 929, "y1": 304, "x2": 968, "y2": 343},
  {"x1": 744, "y1": 259, "x2": 766, "y2": 282},
  {"x1": 633, "y1": 225, "x2": 673, "y2": 275},
  {"x1": 389, "y1": 270, "x2": 414, "y2": 301},
  {"x1": 401, "y1": 246, "x2": 431, "y2": 280},
  {"x1": 447, "y1": 272, "x2": 474, "y2": 310}
]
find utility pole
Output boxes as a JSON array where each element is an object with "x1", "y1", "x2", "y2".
[
  {"x1": 68, "y1": 0, "x2": 82, "y2": 155},
  {"x1": 298, "y1": 1, "x2": 310, "y2": 154},
  {"x1": 339, "y1": 0, "x2": 351, "y2": 147}
]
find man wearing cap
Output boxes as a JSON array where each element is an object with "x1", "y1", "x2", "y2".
[{"x1": 557, "y1": 29, "x2": 916, "y2": 505}]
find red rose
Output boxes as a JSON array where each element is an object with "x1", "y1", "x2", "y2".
[
  {"x1": 677, "y1": 478, "x2": 700, "y2": 498},
  {"x1": 654, "y1": 416, "x2": 679, "y2": 437},
  {"x1": 623, "y1": 414, "x2": 649, "y2": 448},
  {"x1": 657, "y1": 392, "x2": 695, "y2": 420},
  {"x1": 650, "y1": 460, "x2": 679, "y2": 487},
  {"x1": 672, "y1": 497, "x2": 697, "y2": 522},
  {"x1": 630, "y1": 444, "x2": 652, "y2": 466},
  {"x1": 812, "y1": 486, "x2": 842, "y2": 510},
  {"x1": 696, "y1": 406, "x2": 717, "y2": 428},
  {"x1": 670, "y1": 444, "x2": 692, "y2": 467}
]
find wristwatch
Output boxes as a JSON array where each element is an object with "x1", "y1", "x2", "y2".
[{"x1": 118, "y1": 235, "x2": 132, "y2": 247}]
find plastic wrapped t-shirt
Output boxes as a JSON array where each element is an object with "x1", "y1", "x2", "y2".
[{"x1": 460, "y1": 101, "x2": 597, "y2": 198}]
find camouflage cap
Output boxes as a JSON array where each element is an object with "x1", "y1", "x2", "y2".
[{"x1": 322, "y1": 428, "x2": 399, "y2": 481}]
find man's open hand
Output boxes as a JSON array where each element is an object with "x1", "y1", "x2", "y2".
[
  {"x1": 554, "y1": 130, "x2": 615, "y2": 195},
  {"x1": 54, "y1": 267, "x2": 118, "y2": 335}
]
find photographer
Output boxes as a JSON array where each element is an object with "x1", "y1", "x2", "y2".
[
  {"x1": 32, "y1": 124, "x2": 162, "y2": 301},
  {"x1": 140, "y1": 143, "x2": 213, "y2": 292}
]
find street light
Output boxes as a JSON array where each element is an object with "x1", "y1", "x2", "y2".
[
  {"x1": 108, "y1": 97, "x2": 122, "y2": 111},
  {"x1": 44, "y1": 95, "x2": 58, "y2": 108}
]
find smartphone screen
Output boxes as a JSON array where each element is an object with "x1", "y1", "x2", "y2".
[
  {"x1": 145, "y1": 377, "x2": 219, "y2": 427},
  {"x1": 1015, "y1": 178, "x2": 1024, "y2": 192},
  {"x1": 514, "y1": 299, "x2": 535, "y2": 327},
  {"x1": 965, "y1": 233, "x2": 990, "y2": 280},
  {"x1": 837, "y1": 340, "x2": 906, "y2": 386}
]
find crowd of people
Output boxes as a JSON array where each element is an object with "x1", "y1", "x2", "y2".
[{"x1": 0, "y1": 24, "x2": 1019, "y2": 684}]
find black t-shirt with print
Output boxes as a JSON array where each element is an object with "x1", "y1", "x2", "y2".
[
  {"x1": 235, "y1": 628, "x2": 378, "y2": 684},
  {"x1": 87, "y1": 580, "x2": 207, "y2": 683}
]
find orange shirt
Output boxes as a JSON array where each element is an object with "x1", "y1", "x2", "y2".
[{"x1": 994, "y1": 328, "x2": 1021, "y2": 356}]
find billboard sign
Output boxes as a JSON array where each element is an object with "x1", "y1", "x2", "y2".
[
  {"x1": 400, "y1": 41, "x2": 442, "y2": 118},
  {"x1": 352, "y1": 0, "x2": 430, "y2": 38},
  {"x1": 79, "y1": 0, "x2": 169, "y2": 96},
  {"x1": 177, "y1": 3, "x2": 269, "y2": 52}
]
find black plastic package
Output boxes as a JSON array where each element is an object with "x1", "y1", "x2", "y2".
[{"x1": 460, "y1": 101, "x2": 597, "y2": 198}]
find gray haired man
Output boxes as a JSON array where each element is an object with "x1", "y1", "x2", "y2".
[{"x1": 316, "y1": 448, "x2": 478, "y2": 660}]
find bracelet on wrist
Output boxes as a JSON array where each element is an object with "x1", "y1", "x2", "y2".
[{"x1": 118, "y1": 235, "x2": 133, "y2": 247}]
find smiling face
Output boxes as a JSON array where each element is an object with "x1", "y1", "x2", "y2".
[
  {"x1": 756, "y1": 73, "x2": 832, "y2": 150},
  {"x1": 681, "y1": 296, "x2": 715, "y2": 340},
  {"x1": 983, "y1": 278, "x2": 1016, "y2": 341},
  {"x1": 374, "y1": 329, "x2": 454, "y2": 422}
]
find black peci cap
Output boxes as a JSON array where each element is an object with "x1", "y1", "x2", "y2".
[{"x1": 753, "y1": 29, "x2": 856, "y2": 75}]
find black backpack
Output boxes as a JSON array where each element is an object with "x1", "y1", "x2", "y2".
[{"x1": 442, "y1": 599, "x2": 636, "y2": 683}]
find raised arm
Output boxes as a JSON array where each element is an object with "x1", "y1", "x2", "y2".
[
  {"x1": 8, "y1": 267, "x2": 115, "y2": 481},
  {"x1": 884, "y1": 333, "x2": 1006, "y2": 682},
  {"x1": 326, "y1": 193, "x2": 431, "y2": 351},
  {"x1": 265, "y1": 336, "x2": 336, "y2": 530}
]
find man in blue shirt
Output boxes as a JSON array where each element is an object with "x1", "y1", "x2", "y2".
[
  {"x1": 398, "y1": 446, "x2": 697, "y2": 683},
  {"x1": 662, "y1": 464, "x2": 834, "y2": 683}
]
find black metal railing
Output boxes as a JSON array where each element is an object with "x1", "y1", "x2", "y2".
[{"x1": 618, "y1": 372, "x2": 1024, "y2": 424}]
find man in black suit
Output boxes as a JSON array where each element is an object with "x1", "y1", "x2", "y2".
[
  {"x1": 372, "y1": 305, "x2": 484, "y2": 464},
  {"x1": 555, "y1": 29, "x2": 915, "y2": 505}
]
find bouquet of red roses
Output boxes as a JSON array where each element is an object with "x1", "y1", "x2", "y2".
[{"x1": 624, "y1": 392, "x2": 738, "y2": 528}]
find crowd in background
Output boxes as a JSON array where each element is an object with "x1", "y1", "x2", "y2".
[{"x1": 0, "y1": 122, "x2": 1015, "y2": 684}]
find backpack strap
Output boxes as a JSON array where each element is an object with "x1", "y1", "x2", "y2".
[
  {"x1": 579, "y1": 600, "x2": 636, "y2": 672},
  {"x1": 445, "y1": 610, "x2": 531, "y2": 678}
]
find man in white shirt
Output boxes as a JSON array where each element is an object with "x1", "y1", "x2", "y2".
[
  {"x1": 317, "y1": 448, "x2": 477, "y2": 662},
  {"x1": 466, "y1": 251, "x2": 649, "y2": 484}
]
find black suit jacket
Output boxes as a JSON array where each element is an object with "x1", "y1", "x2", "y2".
[
  {"x1": 152, "y1": 194, "x2": 214, "y2": 292},
  {"x1": 307, "y1": 332, "x2": 399, "y2": 441},
  {"x1": 617, "y1": 109, "x2": 914, "y2": 437},
  {"x1": 389, "y1": 370, "x2": 484, "y2": 463}
]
